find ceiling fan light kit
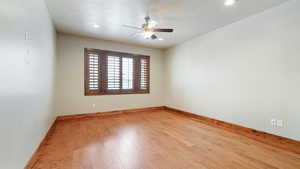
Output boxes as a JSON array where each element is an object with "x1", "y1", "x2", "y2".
[{"x1": 124, "y1": 16, "x2": 174, "y2": 40}]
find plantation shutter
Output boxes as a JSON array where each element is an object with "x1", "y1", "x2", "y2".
[
  {"x1": 107, "y1": 56, "x2": 121, "y2": 90},
  {"x1": 84, "y1": 48, "x2": 150, "y2": 95},
  {"x1": 122, "y1": 57, "x2": 133, "y2": 90},
  {"x1": 140, "y1": 57, "x2": 149, "y2": 90},
  {"x1": 85, "y1": 51, "x2": 100, "y2": 94}
]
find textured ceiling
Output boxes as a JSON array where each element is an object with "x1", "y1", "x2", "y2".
[{"x1": 46, "y1": 0, "x2": 288, "y2": 49}]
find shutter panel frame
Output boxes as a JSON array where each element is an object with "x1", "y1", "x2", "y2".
[
  {"x1": 139, "y1": 56, "x2": 150, "y2": 93},
  {"x1": 84, "y1": 48, "x2": 101, "y2": 95}
]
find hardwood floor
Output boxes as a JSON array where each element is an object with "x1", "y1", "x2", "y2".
[{"x1": 29, "y1": 110, "x2": 300, "y2": 169}]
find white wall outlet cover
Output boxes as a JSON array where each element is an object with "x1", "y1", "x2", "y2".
[
  {"x1": 92, "y1": 104, "x2": 96, "y2": 108},
  {"x1": 277, "y1": 120, "x2": 283, "y2": 127}
]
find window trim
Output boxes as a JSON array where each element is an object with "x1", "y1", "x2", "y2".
[{"x1": 84, "y1": 48, "x2": 150, "y2": 96}]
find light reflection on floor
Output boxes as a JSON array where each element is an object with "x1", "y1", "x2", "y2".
[{"x1": 82, "y1": 125, "x2": 142, "y2": 169}]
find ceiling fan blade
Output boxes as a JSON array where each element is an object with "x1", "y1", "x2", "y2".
[
  {"x1": 129, "y1": 32, "x2": 143, "y2": 38},
  {"x1": 153, "y1": 28, "x2": 174, "y2": 32},
  {"x1": 122, "y1": 25, "x2": 142, "y2": 30}
]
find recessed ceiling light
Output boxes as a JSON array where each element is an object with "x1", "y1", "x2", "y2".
[
  {"x1": 158, "y1": 38, "x2": 164, "y2": 41},
  {"x1": 224, "y1": 0, "x2": 237, "y2": 6},
  {"x1": 93, "y1": 24, "x2": 100, "y2": 28}
]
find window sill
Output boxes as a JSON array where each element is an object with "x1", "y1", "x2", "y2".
[{"x1": 85, "y1": 90, "x2": 150, "y2": 96}]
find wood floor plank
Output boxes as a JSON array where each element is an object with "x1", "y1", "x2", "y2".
[{"x1": 29, "y1": 110, "x2": 300, "y2": 169}]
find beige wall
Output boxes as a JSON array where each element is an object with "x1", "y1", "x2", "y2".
[
  {"x1": 165, "y1": 0, "x2": 300, "y2": 141},
  {"x1": 0, "y1": 0, "x2": 57, "y2": 168},
  {"x1": 55, "y1": 33, "x2": 165, "y2": 115}
]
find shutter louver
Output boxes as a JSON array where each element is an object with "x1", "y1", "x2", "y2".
[
  {"x1": 107, "y1": 56, "x2": 120, "y2": 90},
  {"x1": 140, "y1": 58, "x2": 149, "y2": 90},
  {"x1": 87, "y1": 53, "x2": 100, "y2": 91}
]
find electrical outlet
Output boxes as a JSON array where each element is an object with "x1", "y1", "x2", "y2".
[
  {"x1": 277, "y1": 120, "x2": 283, "y2": 128},
  {"x1": 92, "y1": 104, "x2": 96, "y2": 109},
  {"x1": 271, "y1": 119, "x2": 277, "y2": 128}
]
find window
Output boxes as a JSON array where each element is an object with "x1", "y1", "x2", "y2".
[{"x1": 84, "y1": 48, "x2": 150, "y2": 95}]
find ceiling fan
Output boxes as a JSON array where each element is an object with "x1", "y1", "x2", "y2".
[{"x1": 123, "y1": 16, "x2": 174, "y2": 40}]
